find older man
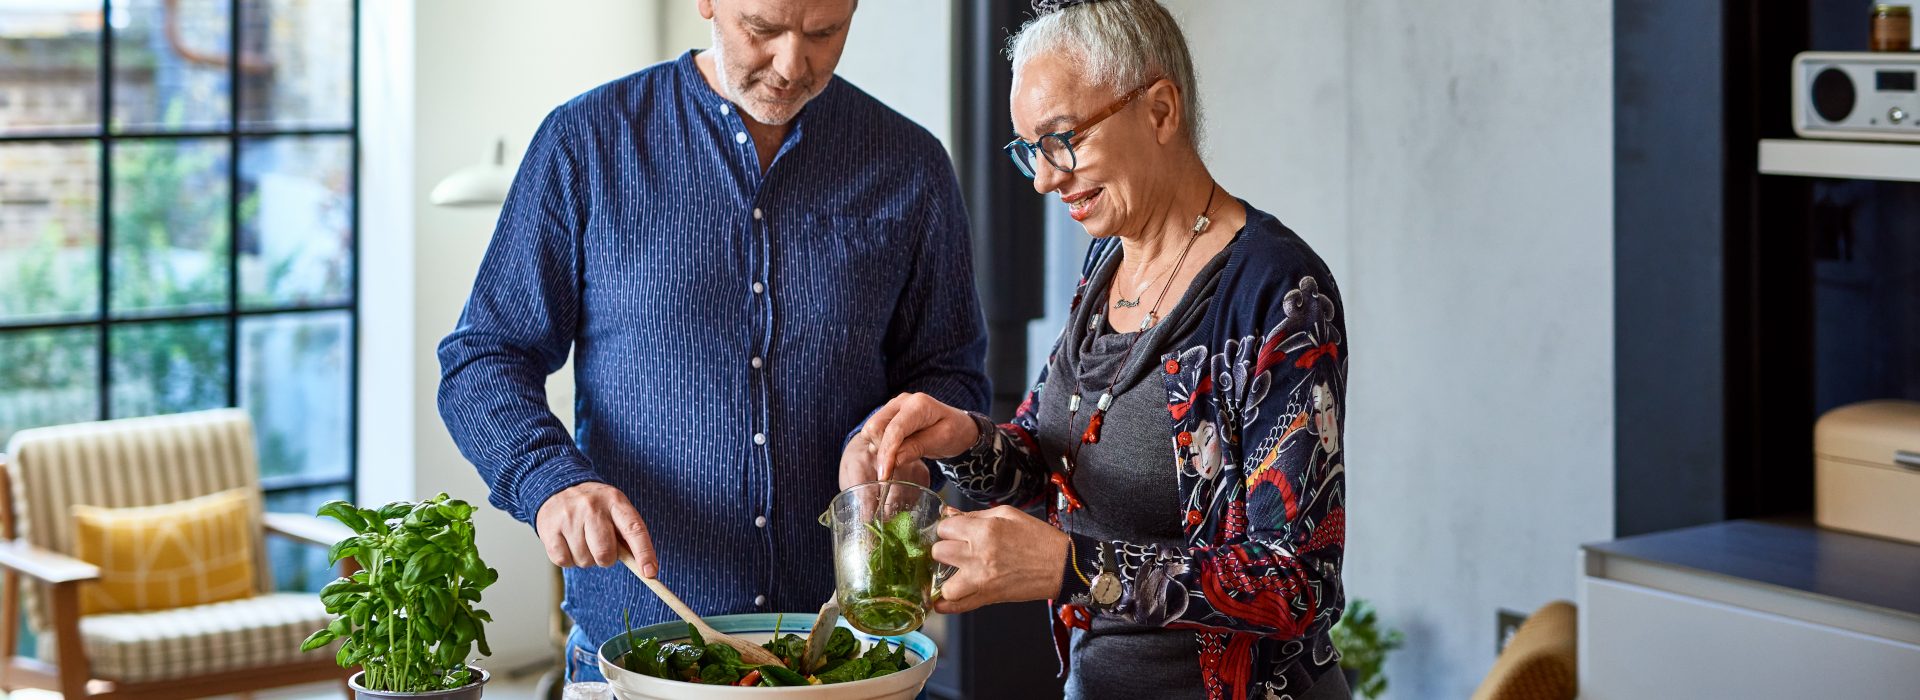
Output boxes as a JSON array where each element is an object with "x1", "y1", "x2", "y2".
[{"x1": 436, "y1": 0, "x2": 987, "y2": 681}]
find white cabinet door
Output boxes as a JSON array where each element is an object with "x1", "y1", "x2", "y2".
[{"x1": 1581, "y1": 578, "x2": 1920, "y2": 699}]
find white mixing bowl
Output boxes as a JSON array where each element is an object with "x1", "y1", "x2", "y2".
[{"x1": 596, "y1": 613, "x2": 937, "y2": 700}]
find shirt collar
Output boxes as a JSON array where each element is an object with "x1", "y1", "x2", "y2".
[{"x1": 676, "y1": 49, "x2": 828, "y2": 158}]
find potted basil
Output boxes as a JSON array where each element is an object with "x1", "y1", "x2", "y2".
[
  {"x1": 1331, "y1": 598, "x2": 1405, "y2": 699},
  {"x1": 301, "y1": 494, "x2": 500, "y2": 700}
]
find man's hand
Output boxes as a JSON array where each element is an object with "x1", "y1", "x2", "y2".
[{"x1": 535, "y1": 482, "x2": 657, "y2": 576}]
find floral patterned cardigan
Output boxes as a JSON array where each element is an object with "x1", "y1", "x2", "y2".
[{"x1": 937, "y1": 204, "x2": 1348, "y2": 699}]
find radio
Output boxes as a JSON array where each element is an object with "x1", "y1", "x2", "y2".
[{"x1": 1794, "y1": 51, "x2": 1920, "y2": 142}]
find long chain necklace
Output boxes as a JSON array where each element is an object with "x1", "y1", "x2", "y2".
[
  {"x1": 1113, "y1": 191, "x2": 1225, "y2": 309},
  {"x1": 1051, "y1": 183, "x2": 1220, "y2": 514}
]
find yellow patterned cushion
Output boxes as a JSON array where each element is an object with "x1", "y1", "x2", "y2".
[{"x1": 71, "y1": 488, "x2": 258, "y2": 615}]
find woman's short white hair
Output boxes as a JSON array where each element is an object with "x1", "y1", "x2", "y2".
[{"x1": 1007, "y1": 0, "x2": 1202, "y2": 146}]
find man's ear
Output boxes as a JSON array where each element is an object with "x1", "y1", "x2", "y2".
[{"x1": 697, "y1": 0, "x2": 715, "y2": 22}]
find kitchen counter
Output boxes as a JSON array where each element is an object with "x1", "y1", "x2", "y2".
[{"x1": 1578, "y1": 518, "x2": 1920, "y2": 699}]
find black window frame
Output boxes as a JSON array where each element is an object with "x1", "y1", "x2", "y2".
[{"x1": 0, "y1": 0, "x2": 360, "y2": 520}]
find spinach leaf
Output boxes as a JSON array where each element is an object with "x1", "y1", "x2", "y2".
[
  {"x1": 815, "y1": 657, "x2": 871, "y2": 684},
  {"x1": 826, "y1": 626, "x2": 857, "y2": 661},
  {"x1": 756, "y1": 664, "x2": 809, "y2": 687},
  {"x1": 698, "y1": 663, "x2": 740, "y2": 685}
]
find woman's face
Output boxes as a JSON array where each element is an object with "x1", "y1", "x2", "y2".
[{"x1": 1011, "y1": 53, "x2": 1168, "y2": 238}]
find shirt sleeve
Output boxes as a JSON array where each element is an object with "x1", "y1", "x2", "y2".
[
  {"x1": 877, "y1": 154, "x2": 990, "y2": 416},
  {"x1": 436, "y1": 106, "x2": 603, "y2": 528}
]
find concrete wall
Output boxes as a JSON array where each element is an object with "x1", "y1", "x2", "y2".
[{"x1": 1343, "y1": 2, "x2": 1614, "y2": 696}]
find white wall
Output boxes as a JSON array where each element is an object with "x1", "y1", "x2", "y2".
[
  {"x1": 1161, "y1": 2, "x2": 1617, "y2": 697},
  {"x1": 1344, "y1": 2, "x2": 1614, "y2": 696},
  {"x1": 360, "y1": 0, "x2": 662, "y2": 668},
  {"x1": 834, "y1": 0, "x2": 954, "y2": 148}
]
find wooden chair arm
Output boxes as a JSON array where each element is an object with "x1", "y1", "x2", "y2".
[
  {"x1": 262, "y1": 511, "x2": 354, "y2": 549},
  {"x1": 0, "y1": 540, "x2": 100, "y2": 585}
]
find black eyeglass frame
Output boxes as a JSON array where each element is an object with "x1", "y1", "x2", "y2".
[{"x1": 1003, "y1": 80, "x2": 1156, "y2": 178}]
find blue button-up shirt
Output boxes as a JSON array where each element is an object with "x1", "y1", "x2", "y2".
[{"x1": 437, "y1": 51, "x2": 988, "y2": 648}]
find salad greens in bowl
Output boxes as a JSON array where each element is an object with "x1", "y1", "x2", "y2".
[{"x1": 597, "y1": 612, "x2": 937, "y2": 700}]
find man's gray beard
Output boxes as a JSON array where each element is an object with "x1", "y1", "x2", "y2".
[{"x1": 709, "y1": 28, "x2": 806, "y2": 126}]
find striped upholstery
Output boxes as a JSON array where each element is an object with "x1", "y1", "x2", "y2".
[
  {"x1": 79, "y1": 593, "x2": 335, "y2": 683},
  {"x1": 3, "y1": 410, "x2": 274, "y2": 653}
]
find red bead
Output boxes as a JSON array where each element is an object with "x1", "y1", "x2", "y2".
[{"x1": 1081, "y1": 412, "x2": 1105, "y2": 444}]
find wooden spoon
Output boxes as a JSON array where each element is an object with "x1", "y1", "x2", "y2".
[{"x1": 619, "y1": 552, "x2": 787, "y2": 667}]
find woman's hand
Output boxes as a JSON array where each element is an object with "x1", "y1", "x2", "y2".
[
  {"x1": 930, "y1": 505, "x2": 1069, "y2": 614},
  {"x1": 856, "y1": 392, "x2": 981, "y2": 482},
  {"x1": 837, "y1": 431, "x2": 931, "y2": 490}
]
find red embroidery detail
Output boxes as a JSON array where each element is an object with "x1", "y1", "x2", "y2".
[
  {"x1": 1170, "y1": 374, "x2": 1214, "y2": 422},
  {"x1": 1006, "y1": 423, "x2": 1041, "y2": 455},
  {"x1": 1256, "y1": 332, "x2": 1290, "y2": 376},
  {"x1": 1197, "y1": 549, "x2": 1311, "y2": 637},
  {"x1": 1218, "y1": 499, "x2": 1247, "y2": 542},
  {"x1": 1304, "y1": 506, "x2": 1345, "y2": 553},
  {"x1": 1165, "y1": 359, "x2": 1181, "y2": 374},
  {"x1": 1186, "y1": 509, "x2": 1204, "y2": 527},
  {"x1": 1294, "y1": 341, "x2": 1340, "y2": 369},
  {"x1": 1177, "y1": 431, "x2": 1193, "y2": 447},
  {"x1": 1194, "y1": 631, "x2": 1260, "y2": 700}
]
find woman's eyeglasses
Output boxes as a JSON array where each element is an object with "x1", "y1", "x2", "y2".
[{"x1": 1004, "y1": 81, "x2": 1154, "y2": 178}]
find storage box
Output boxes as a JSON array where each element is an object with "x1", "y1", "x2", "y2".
[{"x1": 1815, "y1": 399, "x2": 1920, "y2": 544}]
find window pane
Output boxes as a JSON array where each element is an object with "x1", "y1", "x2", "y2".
[
  {"x1": 0, "y1": 327, "x2": 99, "y2": 446},
  {"x1": 238, "y1": 0, "x2": 350, "y2": 130},
  {"x1": 111, "y1": 0, "x2": 231, "y2": 132},
  {"x1": 0, "y1": 142, "x2": 100, "y2": 323},
  {"x1": 0, "y1": 4, "x2": 102, "y2": 136},
  {"x1": 108, "y1": 318, "x2": 228, "y2": 418},
  {"x1": 110, "y1": 138, "x2": 230, "y2": 316},
  {"x1": 264, "y1": 483, "x2": 349, "y2": 592},
  {"x1": 241, "y1": 312, "x2": 347, "y2": 482},
  {"x1": 240, "y1": 136, "x2": 350, "y2": 307}
]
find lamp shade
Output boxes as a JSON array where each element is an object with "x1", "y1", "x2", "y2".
[{"x1": 429, "y1": 138, "x2": 514, "y2": 207}]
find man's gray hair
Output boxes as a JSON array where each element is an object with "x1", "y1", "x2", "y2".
[{"x1": 1007, "y1": 0, "x2": 1202, "y2": 146}]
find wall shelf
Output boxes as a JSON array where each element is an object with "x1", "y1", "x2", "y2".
[{"x1": 1758, "y1": 138, "x2": 1920, "y2": 182}]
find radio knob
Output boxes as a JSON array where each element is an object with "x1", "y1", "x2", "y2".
[{"x1": 1893, "y1": 107, "x2": 1909, "y2": 124}]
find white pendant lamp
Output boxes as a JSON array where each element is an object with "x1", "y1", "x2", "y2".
[{"x1": 429, "y1": 138, "x2": 513, "y2": 207}]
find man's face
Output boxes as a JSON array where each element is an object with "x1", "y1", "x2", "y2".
[{"x1": 699, "y1": 0, "x2": 856, "y2": 126}]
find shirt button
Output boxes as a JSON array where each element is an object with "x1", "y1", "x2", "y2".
[
  {"x1": 720, "y1": 104, "x2": 731, "y2": 115},
  {"x1": 753, "y1": 433, "x2": 767, "y2": 445},
  {"x1": 752, "y1": 207, "x2": 763, "y2": 220},
  {"x1": 735, "y1": 132, "x2": 748, "y2": 145},
  {"x1": 752, "y1": 282, "x2": 764, "y2": 294},
  {"x1": 754, "y1": 595, "x2": 767, "y2": 608},
  {"x1": 754, "y1": 516, "x2": 767, "y2": 528},
  {"x1": 751, "y1": 356, "x2": 763, "y2": 369}
]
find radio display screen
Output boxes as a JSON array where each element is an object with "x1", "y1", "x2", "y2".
[{"x1": 1877, "y1": 70, "x2": 1916, "y2": 92}]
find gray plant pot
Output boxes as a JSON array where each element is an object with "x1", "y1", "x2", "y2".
[{"x1": 347, "y1": 667, "x2": 489, "y2": 700}]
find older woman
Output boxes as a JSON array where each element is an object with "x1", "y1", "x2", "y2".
[{"x1": 840, "y1": 0, "x2": 1348, "y2": 697}]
